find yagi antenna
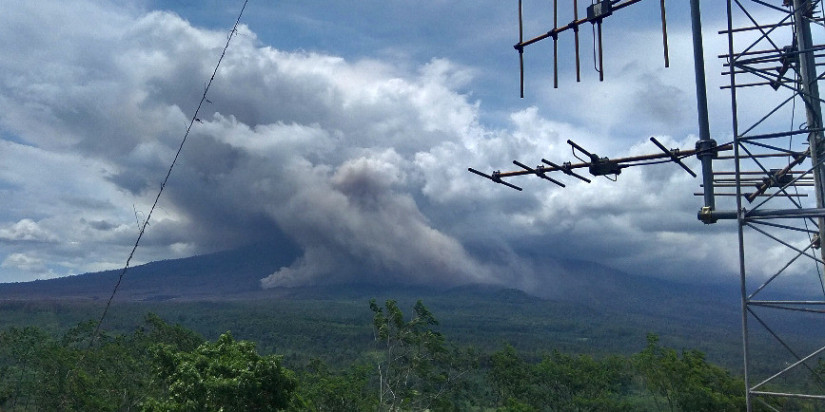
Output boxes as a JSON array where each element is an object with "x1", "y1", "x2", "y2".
[
  {"x1": 519, "y1": 0, "x2": 524, "y2": 97},
  {"x1": 660, "y1": 0, "x2": 669, "y2": 68},
  {"x1": 468, "y1": 168, "x2": 523, "y2": 191},
  {"x1": 541, "y1": 159, "x2": 591, "y2": 183},
  {"x1": 516, "y1": 0, "x2": 670, "y2": 96},
  {"x1": 567, "y1": 139, "x2": 623, "y2": 176},
  {"x1": 574, "y1": 0, "x2": 581, "y2": 82},
  {"x1": 592, "y1": 2, "x2": 606, "y2": 82},
  {"x1": 553, "y1": 0, "x2": 559, "y2": 88},
  {"x1": 743, "y1": 149, "x2": 809, "y2": 203},
  {"x1": 513, "y1": 160, "x2": 566, "y2": 187},
  {"x1": 649, "y1": 136, "x2": 695, "y2": 177},
  {"x1": 468, "y1": 138, "x2": 732, "y2": 191}
]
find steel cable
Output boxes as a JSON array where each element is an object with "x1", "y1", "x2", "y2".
[{"x1": 89, "y1": 0, "x2": 250, "y2": 344}]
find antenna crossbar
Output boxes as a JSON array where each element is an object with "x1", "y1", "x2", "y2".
[
  {"x1": 516, "y1": 0, "x2": 668, "y2": 95},
  {"x1": 515, "y1": 0, "x2": 643, "y2": 50},
  {"x1": 468, "y1": 140, "x2": 732, "y2": 189}
]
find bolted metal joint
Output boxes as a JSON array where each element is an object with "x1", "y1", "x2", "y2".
[
  {"x1": 698, "y1": 206, "x2": 718, "y2": 224},
  {"x1": 762, "y1": 169, "x2": 794, "y2": 188},
  {"x1": 588, "y1": 157, "x2": 621, "y2": 176},
  {"x1": 695, "y1": 138, "x2": 718, "y2": 159}
]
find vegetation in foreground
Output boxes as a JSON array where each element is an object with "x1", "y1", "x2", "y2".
[{"x1": 0, "y1": 298, "x2": 812, "y2": 411}]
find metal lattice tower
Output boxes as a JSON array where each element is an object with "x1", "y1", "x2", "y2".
[
  {"x1": 470, "y1": 2, "x2": 825, "y2": 408},
  {"x1": 714, "y1": 0, "x2": 825, "y2": 409}
]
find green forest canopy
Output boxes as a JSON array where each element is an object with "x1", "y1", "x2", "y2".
[{"x1": 0, "y1": 299, "x2": 818, "y2": 411}]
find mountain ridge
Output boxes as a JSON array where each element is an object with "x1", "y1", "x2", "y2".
[
  {"x1": 0, "y1": 243, "x2": 764, "y2": 365},
  {"x1": 0, "y1": 242, "x2": 741, "y2": 325}
]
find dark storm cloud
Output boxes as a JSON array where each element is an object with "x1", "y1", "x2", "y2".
[{"x1": 0, "y1": 0, "x2": 760, "y2": 287}]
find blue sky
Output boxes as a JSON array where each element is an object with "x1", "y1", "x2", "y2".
[{"x1": 0, "y1": 0, "x2": 804, "y2": 292}]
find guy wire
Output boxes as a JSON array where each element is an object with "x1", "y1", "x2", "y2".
[{"x1": 89, "y1": 0, "x2": 250, "y2": 344}]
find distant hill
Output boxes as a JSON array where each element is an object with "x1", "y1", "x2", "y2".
[
  {"x1": 0, "y1": 242, "x2": 300, "y2": 301},
  {"x1": 7, "y1": 242, "x2": 825, "y2": 380},
  {"x1": 10, "y1": 242, "x2": 823, "y2": 370},
  {"x1": 0, "y1": 241, "x2": 744, "y2": 330}
]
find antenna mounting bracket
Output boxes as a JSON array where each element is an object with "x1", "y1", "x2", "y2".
[{"x1": 587, "y1": 1, "x2": 614, "y2": 21}]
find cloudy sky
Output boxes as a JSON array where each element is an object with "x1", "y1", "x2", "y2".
[{"x1": 0, "y1": 0, "x2": 811, "y2": 292}]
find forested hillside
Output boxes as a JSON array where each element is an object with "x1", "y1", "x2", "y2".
[{"x1": 1, "y1": 299, "x2": 821, "y2": 411}]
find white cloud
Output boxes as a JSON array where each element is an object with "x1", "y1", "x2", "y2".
[
  {"x1": 0, "y1": 253, "x2": 59, "y2": 282},
  {"x1": 1, "y1": 0, "x2": 805, "y2": 291},
  {"x1": 0, "y1": 219, "x2": 57, "y2": 243}
]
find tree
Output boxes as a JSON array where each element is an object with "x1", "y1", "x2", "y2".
[
  {"x1": 488, "y1": 344, "x2": 531, "y2": 404},
  {"x1": 634, "y1": 334, "x2": 680, "y2": 411},
  {"x1": 292, "y1": 358, "x2": 378, "y2": 411},
  {"x1": 139, "y1": 312, "x2": 204, "y2": 352},
  {"x1": 0, "y1": 326, "x2": 52, "y2": 409},
  {"x1": 488, "y1": 345, "x2": 634, "y2": 411},
  {"x1": 369, "y1": 299, "x2": 474, "y2": 411},
  {"x1": 0, "y1": 314, "x2": 208, "y2": 411},
  {"x1": 0, "y1": 314, "x2": 296, "y2": 411},
  {"x1": 633, "y1": 333, "x2": 744, "y2": 412},
  {"x1": 533, "y1": 351, "x2": 633, "y2": 411},
  {"x1": 144, "y1": 332, "x2": 296, "y2": 411}
]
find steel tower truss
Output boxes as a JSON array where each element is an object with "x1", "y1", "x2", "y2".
[
  {"x1": 470, "y1": 1, "x2": 825, "y2": 408},
  {"x1": 719, "y1": 0, "x2": 825, "y2": 408}
]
